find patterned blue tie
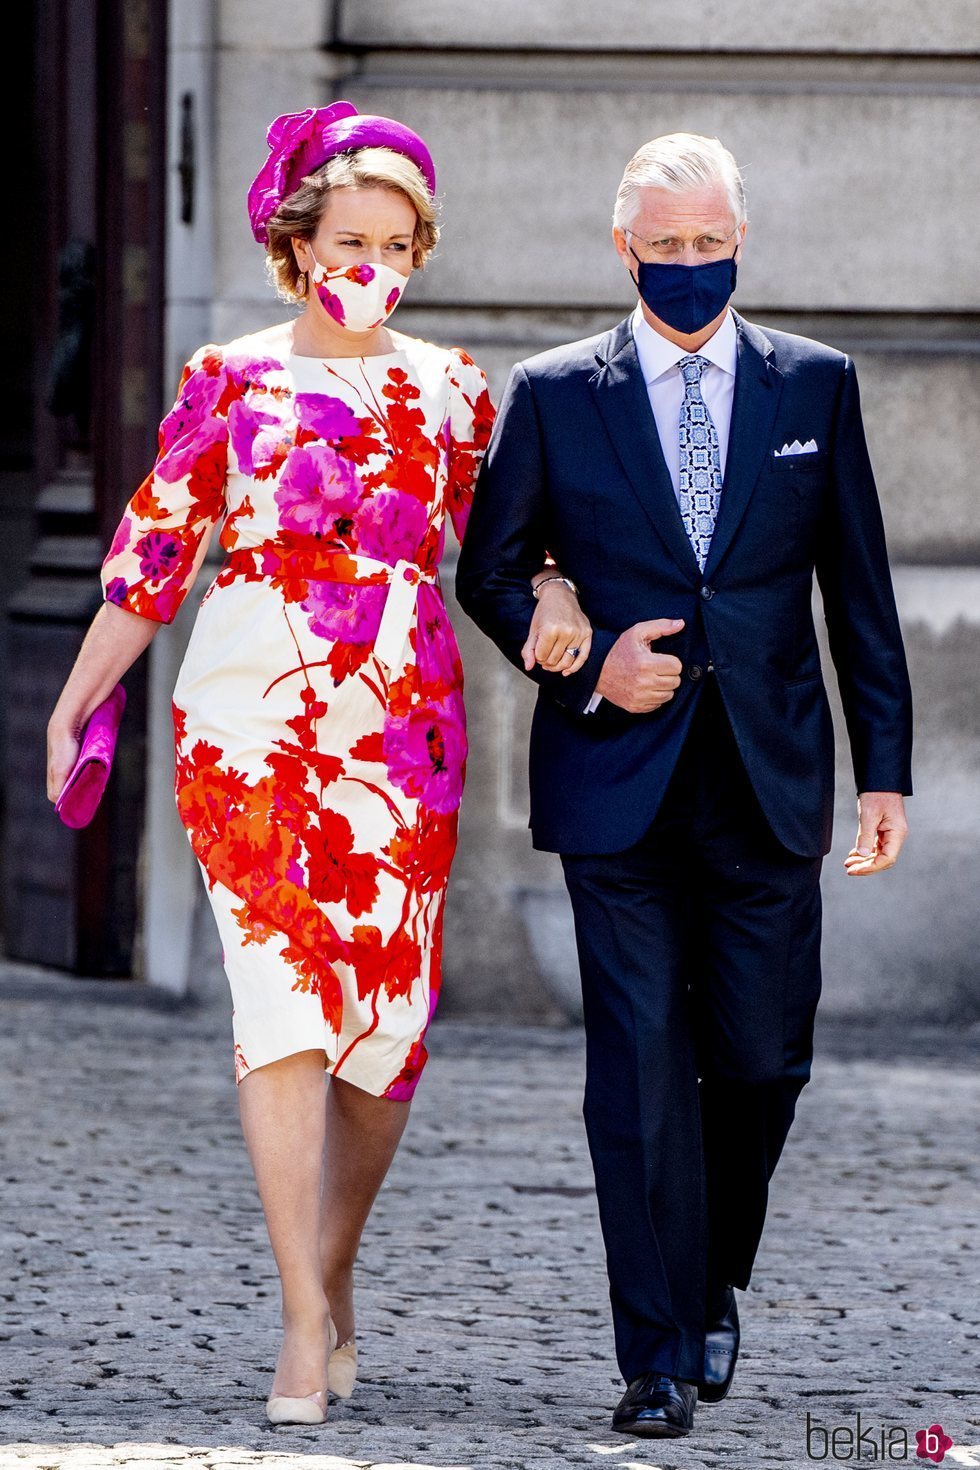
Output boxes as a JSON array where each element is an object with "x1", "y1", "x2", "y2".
[{"x1": 678, "y1": 355, "x2": 723, "y2": 571}]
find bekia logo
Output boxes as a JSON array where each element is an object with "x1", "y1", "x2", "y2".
[
  {"x1": 915, "y1": 1425, "x2": 954, "y2": 1464},
  {"x1": 805, "y1": 1412, "x2": 956, "y2": 1462}
]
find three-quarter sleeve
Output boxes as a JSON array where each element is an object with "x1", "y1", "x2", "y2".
[
  {"x1": 100, "y1": 344, "x2": 229, "y2": 624},
  {"x1": 444, "y1": 348, "x2": 495, "y2": 545}
]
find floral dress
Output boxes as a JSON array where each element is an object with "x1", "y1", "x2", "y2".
[{"x1": 100, "y1": 333, "x2": 495, "y2": 1097}]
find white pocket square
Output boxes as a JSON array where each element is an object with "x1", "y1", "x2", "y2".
[{"x1": 774, "y1": 438, "x2": 819, "y2": 457}]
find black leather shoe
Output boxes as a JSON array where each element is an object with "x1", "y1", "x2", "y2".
[
  {"x1": 612, "y1": 1372, "x2": 697, "y2": 1438},
  {"x1": 699, "y1": 1286, "x2": 740, "y2": 1404}
]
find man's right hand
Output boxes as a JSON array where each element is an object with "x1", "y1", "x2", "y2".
[{"x1": 595, "y1": 619, "x2": 685, "y2": 714}]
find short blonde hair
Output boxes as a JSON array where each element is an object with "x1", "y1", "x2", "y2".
[
  {"x1": 613, "y1": 132, "x2": 747, "y2": 231},
  {"x1": 264, "y1": 146, "x2": 440, "y2": 302}
]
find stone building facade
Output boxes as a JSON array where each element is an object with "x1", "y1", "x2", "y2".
[{"x1": 136, "y1": 1, "x2": 980, "y2": 1018}]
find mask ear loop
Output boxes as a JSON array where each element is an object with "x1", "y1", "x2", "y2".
[{"x1": 623, "y1": 229, "x2": 644, "y2": 293}]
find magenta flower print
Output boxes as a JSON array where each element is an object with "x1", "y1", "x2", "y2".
[
  {"x1": 101, "y1": 336, "x2": 497, "y2": 1098},
  {"x1": 385, "y1": 287, "x2": 401, "y2": 314},
  {"x1": 348, "y1": 263, "x2": 375, "y2": 284},
  {"x1": 414, "y1": 586, "x2": 462, "y2": 690},
  {"x1": 382, "y1": 695, "x2": 467, "y2": 814},
  {"x1": 302, "y1": 581, "x2": 386, "y2": 645},
  {"x1": 135, "y1": 529, "x2": 182, "y2": 579},
  {"x1": 224, "y1": 351, "x2": 282, "y2": 383},
  {"x1": 357, "y1": 489, "x2": 428, "y2": 562},
  {"x1": 315, "y1": 283, "x2": 346, "y2": 325},
  {"x1": 274, "y1": 444, "x2": 362, "y2": 537},
  {"x1": 227, "y1": 400, "x2": 282, "y2": 478},
  {"x1": 107, "y1": 514, "x2": 132, "y2": 561},
  {"x1": 159, "y1": 368, "x2": 224, "y2": 448},
  {"x1": 295, "y1": 394, "x2": 362, "y2": 442},
  {"x1": 156, "y1": 412, "x2": 226, "y2": 484}
]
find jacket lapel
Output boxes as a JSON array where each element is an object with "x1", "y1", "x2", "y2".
[
  {"x1": 702, "y1": 312, "x2": 783, "y2": 578},
  {"x1": 589, "y1": 317, "x2": 702, "y2": 585}
]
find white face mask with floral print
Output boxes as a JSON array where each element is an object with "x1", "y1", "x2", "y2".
[{"x1": 307, "y1": 249, "x2": 408, "y2": 333}]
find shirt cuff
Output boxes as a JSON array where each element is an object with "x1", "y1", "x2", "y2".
[{"x1": 585, "y1": 692, "x2": 603, "y2": 714}]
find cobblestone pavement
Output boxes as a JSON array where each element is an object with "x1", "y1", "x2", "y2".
[{"x1": 0, "y1": 963, "x2": 977, "y2": 1470}]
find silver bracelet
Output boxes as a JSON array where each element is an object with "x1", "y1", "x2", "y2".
[{"x1": 532, "y1": 574, "x2": 579, "y2": 599}]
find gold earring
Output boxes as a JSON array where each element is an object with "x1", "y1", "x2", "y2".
[{"x1": 297, "y1": 270, "x2": 307, "y2": 298}]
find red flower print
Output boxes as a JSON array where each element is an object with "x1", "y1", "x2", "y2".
[
  {"x1": 445, "y1": 356, "x2": 495, "y2": 543},
  {"x1": 385, "y1": 670, "x2": 418, "y2": 720},
  {"x1": 349, "y1": 923, "x2": 421, "y2": 1003},
  {"x1": 383, "y1": 1034, "x2": 429, "y2": 1100},
  {"x1": 379, "y1": 368, "x2": 438, "y2": 503},
  {"x1": 105, "y1": 337, "x2": 500, "y2": 1092},
  {"x1": 129, "y1": 472, "x2": 166, "y2": 522},
  {"x1": 349, "y1": 731, "x2": 385, "y2": 763},
  {"x1": 385, "y1": 807, "x2": 459, "y2": 895},
  {"x1": 187, "y1": 437, "x2": 228, "y2": 519},
  {"x1": 326, "y1": 638, "x2": 374, "y2": 684},
  {"x1": 306, "y1": 808, "x2": 381, "y2": 917},
  {"x1": 135, "y1": 529, "x2": 182, "y2": 579},
  {"x1": 382, "y1": 695, "x2": 467, "y2": 814},
  {"x1": 283, "y1": 683, "x2": 328, "y2": 752},
  {"x1": 219, "y1": 494, "x2": 256, "y2": 548},
  {"x1": 266, "y1": 746, "x2": 343, "y2": 792},
  {"x1": 174, "y1": 739, "x2": 348, "y2": 1033}
]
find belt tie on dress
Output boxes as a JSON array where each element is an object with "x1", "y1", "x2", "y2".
[{"x1": 217, "y1": 540, "x2": 437, "y2": 680}]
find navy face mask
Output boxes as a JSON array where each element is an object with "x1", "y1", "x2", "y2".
[{"x1": 628, "y1": 242, "x2": 738, "y2": 335}]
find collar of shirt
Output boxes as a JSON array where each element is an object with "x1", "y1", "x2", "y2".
[{"x1": 630, "y1": 302, "x2": 738, "y2": 387}]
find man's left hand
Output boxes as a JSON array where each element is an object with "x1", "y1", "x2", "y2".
[{"x1": 844, "y1": 792, "x2": 908, "y2": 877}]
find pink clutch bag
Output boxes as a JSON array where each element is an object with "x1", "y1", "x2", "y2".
[{"x1": 55, "y1": 683, "x2": 127, "y2": 829}]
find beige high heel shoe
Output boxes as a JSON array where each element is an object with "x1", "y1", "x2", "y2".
[
  {"x1": 327, "y1": 1332, "x2": 357, "y2": 1398},
  {"x1": 265, "y1": 1317, "x2": 337, "y2": 1425}
]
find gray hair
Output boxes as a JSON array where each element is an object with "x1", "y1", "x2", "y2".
[{"x1": 613, "y1": 132, "x2": 747, "y2": 231}]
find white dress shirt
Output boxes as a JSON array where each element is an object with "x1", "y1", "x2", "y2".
[
  {"x1": 632, "y1": 301, "x2": 738, "y2": 500},
  {"x1": 585, "y1": 304, "x2": 739, "y2": 713}
]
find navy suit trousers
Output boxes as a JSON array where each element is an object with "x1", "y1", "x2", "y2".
[{"x1": 561, "y1": 675, "x2": 823, "y2": 1385}]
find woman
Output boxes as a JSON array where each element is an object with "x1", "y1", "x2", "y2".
[{"x1": 46, "y1": 102, "x2": 591, "y2": 1425}]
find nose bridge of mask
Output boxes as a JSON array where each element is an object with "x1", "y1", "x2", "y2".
[
  {"x1": 309, "y1": 248, "x2": 400, "y2": 288},
  {"x1": 309, "y1": 247, "x2": 356, "y2": 283}
]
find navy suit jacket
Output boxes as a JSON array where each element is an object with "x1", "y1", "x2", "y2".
[{"x1": 455, "y1": 310, "x2": 913, "y2": 857}]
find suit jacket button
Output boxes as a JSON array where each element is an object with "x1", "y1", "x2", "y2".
[
  {"x1": 700, "y1": 585, "x2": 714, "y2": 600},
  {"x1": 689, "y1": 664, "x2": 703, "y2": 681}
]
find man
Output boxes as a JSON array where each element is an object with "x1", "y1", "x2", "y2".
[{"x1": 455, "y1": 133, "x2": 912, "y2": 1440}]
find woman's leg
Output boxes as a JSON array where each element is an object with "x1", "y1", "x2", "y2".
[
  {"x1": 238, "y1": 1049, "x2": 332, "y2": 1395},
  {"x1": 320, "y1": 1076, "x2": 411, "y2": 1343}
]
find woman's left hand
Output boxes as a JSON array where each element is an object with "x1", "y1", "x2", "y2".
[{"x1": 521, "y1": 582, "x2": 593, "y2": 676}]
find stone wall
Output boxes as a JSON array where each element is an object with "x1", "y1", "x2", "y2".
[{"x1": 168, "y1": 0, "x2": 980, "y2": 1018}]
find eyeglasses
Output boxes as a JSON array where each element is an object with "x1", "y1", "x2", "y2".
[{"x1": 625, "y1": 224, "x2": 741, "y2": 261}]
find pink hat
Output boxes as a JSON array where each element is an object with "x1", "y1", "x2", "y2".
[{"x1": 246, "y1": 100, "x2": 437, "y2": 244}]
